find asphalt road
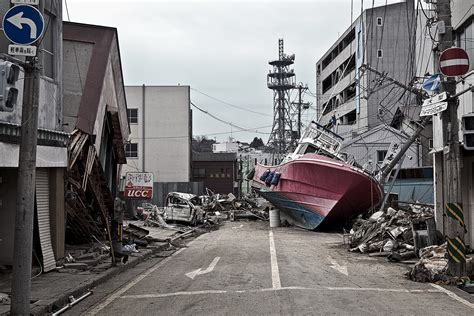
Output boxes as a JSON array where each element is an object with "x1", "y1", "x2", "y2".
[{"x1": 66, "y1": 221, "x2": 474, "y2": 315}]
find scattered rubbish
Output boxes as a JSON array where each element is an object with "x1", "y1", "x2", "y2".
[
  {"x1": 348, "y1": 204, "x2": 436, "y2": 263},
  {"x1": 0, "y1": 293, "x2": 10, "y2": 306},
  {"x1": 407, "y1": 243, "x2": 449, "y2": 283},
  {"x1": 52, "y1": 291, "x2": 93, "y2": 316}
]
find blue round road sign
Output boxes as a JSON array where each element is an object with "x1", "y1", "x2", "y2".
[{"x1": 2, "y1": 5, "x2": 44, "y2": 45}]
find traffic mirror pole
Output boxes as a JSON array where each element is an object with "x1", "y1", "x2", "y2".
[
  {"x1": 436, "y1": 0, "x2": 466, "y2": 276},
  {"x1": 10, "y1": 2, "x2": 44, "y2": 314}
]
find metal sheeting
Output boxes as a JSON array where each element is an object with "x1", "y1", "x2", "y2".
[{"x1": 36, "y1": 169, "x2": 56, "y2": 272}]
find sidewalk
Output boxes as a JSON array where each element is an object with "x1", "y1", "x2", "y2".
[{"x1": 0, "y1": 222, "x2": 196, "y2": 315}]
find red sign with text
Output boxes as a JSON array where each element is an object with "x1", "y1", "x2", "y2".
[{"x1": 124, "y1": 172, "x2": 153, "y2": 199}]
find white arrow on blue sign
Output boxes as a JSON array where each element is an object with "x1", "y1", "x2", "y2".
[
  {"x1": 2, "y1": 5, "x2": 44, "y2": 45},
  {"x1": 422, "y1": 74, "x2": 441, "y2": 93}
]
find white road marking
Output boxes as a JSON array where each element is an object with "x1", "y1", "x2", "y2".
[
  {"x1": 431, "y1": 283, "x2": 474, "y2": 309},
  {"x1": 232, "y1": 224, "x2": 244, "y2": 229},
  {"x1": 185, "y1": 256, "x2": 221, "y2": 279},
  {"x1": 86, "y1": 235, "x2": 203, "y2": 315},
  {"x1": 328, "y1": 256, "x2": 348, "y2": 276},
  {"x1": 120, "y1": 285, "x2": 445, "y2": 299},
  {"x1": 269, "y1": 230, "x2": 281, "y2": 289}
]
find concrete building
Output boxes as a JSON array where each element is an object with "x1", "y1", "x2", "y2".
[
  {"x1": 315, "y1": 0, "x2": 433, "y2": 169},
  {"x1": 122, "y1": 86, "x2": 191, "y2": 183},
  {"x1": 432, "y1": 2, "x2": 474, "y2": 247},
  {"x1": 191, "y1": 152, "x2": 237, "y2": 195},
  {"x1": 0, "y1": 0, "x2": 66, "y2": 270}
]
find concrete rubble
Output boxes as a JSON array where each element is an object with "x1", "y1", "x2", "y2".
[{"x1": 348, "y1": 204, "x2": 437, "y2": 262}]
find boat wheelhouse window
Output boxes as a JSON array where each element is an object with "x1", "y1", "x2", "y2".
[{"x1": 304, "y1": 144, "x2": 318, "y2": 154}]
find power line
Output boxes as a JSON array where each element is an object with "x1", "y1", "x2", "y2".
[
  {"x1": 190, "y1": 101, "x2": 270, "y2": 135},
  {"x1": 190, "y1": 87, "x2": 271, "y2": 117}
]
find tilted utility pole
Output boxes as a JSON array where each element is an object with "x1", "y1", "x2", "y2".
[
  {"x1": 436, "y1": 0, "x2": 465, "y2": 276},
  {"x1": 10, "y1": 3, "x2": 44, "y2": 314},
  {"x1": 292, "y1": 83, "x2": 310, "y2": 139}
]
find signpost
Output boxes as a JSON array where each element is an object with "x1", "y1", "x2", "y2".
[
  {"x1": 439, "y1": 47, "x2": 470, "y2": 77},
  {"x1": 420, "y1": 92, "x2": 448, "y2": 117},
  {"x1": 124, "y1": 172, "x2": 154, "y2": 199},
  {"x1": 422, "y1": 74, "x2": 441, "y2": 92},
  {"x1": 2, "y1": 4, "x2": 44, "y2": 56}
]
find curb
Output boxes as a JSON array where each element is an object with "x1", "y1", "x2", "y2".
[{"x1": 29, "y1": 242, "x2": 170, "y2": 316}]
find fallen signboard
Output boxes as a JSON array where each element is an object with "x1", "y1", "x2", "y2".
[{"x1": 124, "y1": 172, "x2": 154, "y2": 199}]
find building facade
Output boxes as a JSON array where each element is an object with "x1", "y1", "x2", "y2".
[
  {"x1": 191, "y1": 152, "x2": 237, "y2": 195},
  {"x1": 0, "y1": 0, "x2": 66, "y2": 270},
  {"x1": 315, "y1": 0, "x2": 433, "y2": 169},
  {"x1": 122, "y1": 86, "x2": 191, "y2": 183}
]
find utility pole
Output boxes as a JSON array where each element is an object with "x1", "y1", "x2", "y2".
[
  {"x1": 10, "y1": 3, "x2": 44, "y2": 314},
  {"x1": 292, "y1": 83, "x2": 310, "y2": 139},
  {"x1": 436, "y1": 0, "x2": 465, "y2": 276}
]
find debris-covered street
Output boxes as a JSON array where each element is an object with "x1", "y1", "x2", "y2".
[{"x1": 64, "y1": 221, "x2": 473, "y2": 315}]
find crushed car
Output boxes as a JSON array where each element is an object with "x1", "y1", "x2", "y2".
[{"x1": 163, "y1": 192, "x2": 205, "y2": 225}]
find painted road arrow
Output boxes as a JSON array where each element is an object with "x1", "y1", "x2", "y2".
[
  {"x1": 7, "y1": 12, "x2": 37, "y2": 39},
  {"x1": 185, "y1": 257, "x2": 220, "y2": 280},
  {"x1": 328, "y1": 256, "x2": 348, "y2": 276}
]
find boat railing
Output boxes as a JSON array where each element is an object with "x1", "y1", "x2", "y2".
[{"x1": 303, "y1": 121, "x2": 344, "y2": 155}]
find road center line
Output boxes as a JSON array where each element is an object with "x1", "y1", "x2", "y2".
[
  {"x1": 269, "y1": 230, "x2": 281, "y2": 289},
  {"x1": 430, "y1": 283, "x2": 474, "y2": 309}
]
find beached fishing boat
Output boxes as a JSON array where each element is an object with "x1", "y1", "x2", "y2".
[{"x1": 251, "y1": 122, "x2": 383, "y2": 230}]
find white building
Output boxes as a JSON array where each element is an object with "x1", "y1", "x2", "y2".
[
  {"x1": 315, "y1": 0, "x2": 433, "y2": 168},
  {"x1": 213, "y1": 139, "x2": 239, "y2": 153},
  {"x1": 122, "y1": 86, "x2": 191, "y2": 183}
]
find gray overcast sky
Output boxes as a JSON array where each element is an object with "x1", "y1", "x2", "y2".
[{"x1": 65, "y1": 0, "x2": 403, "y2": 143}]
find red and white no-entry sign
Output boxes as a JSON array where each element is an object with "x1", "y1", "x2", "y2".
[{"x1": 439, "y1": 47, "x2": 470, "y2": 77}]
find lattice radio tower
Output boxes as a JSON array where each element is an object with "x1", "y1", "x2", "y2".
[{"x1": 267, "y1": 39, "x2": 297, "y2": 159}]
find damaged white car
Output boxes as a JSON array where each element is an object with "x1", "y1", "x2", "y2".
[{"x1": 163, "y1": 192, "x2": 205, "y2": 225}]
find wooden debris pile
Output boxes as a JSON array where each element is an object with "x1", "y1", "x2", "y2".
[
  {"x1": 202, "y1": 192, "x2": 269, "y2": 221},
  {"x1": 65, "y1": 130, "x2": 114, "y2": 248},
  {"x1": 348, "y1": 204, "x2": 436, "y2": 262}
]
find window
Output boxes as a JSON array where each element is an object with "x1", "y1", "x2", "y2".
[
  {"x1": 125, "y1": 143, "x2": 138, "y2": 158},
  {"x1": 377, "y1": 17, "x2": 383, "y2": 26},
  {"x1": 42, "y1": 10, "x2": 56, "y2": 79},
  {"x1": 127, "y1": 109, "x2": 138, "y2": 124},
  {"x1": 428, "y1": 138, "x2": 433, "y2": 150},
  {"x1": 377, "y1": 150, "x2": 387, "y2": 164},
  {"x1": 192, "y1": 168, "x2": 206, "y2": 178},
  {"x1": 377, "y1": 49, "x2": 383, "y2": 58}
]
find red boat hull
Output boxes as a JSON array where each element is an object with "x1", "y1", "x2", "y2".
[{"x1": 252, "y1": 153, "x2": 383, "y2": 230}]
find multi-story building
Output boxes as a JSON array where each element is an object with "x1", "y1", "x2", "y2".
[
  {"x1": 315, "y1": 0, "x2": 433, "y2": 169},
  {"x1": 0, "y1": 0, "x2": 66, "y2": 269},
  {"x1": 122, "y1": 85, "x2": 192, "y2": 182}
]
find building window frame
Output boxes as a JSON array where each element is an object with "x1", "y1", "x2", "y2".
[
  {"x1": 377, "y1": 17, "x2": 383, "y2": 26},
  {"x1": 192, "y1": 168, "x2": 206, "y2": 178},
  {"x1": 377, "y1": 49, "x2": 383, "y2": 58},
  {"x1": 125, "y1": 143, "x2": 138, "y2": 158},
  {"x1": 377, "y1": 150, "x2": 387, "y2": 164},
  {"x1": 42, "y1": 9, "x2": 56, "y2": 79},
  {"x1": 127, "y1": 108, "x2": 138, "y2": 124}
]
